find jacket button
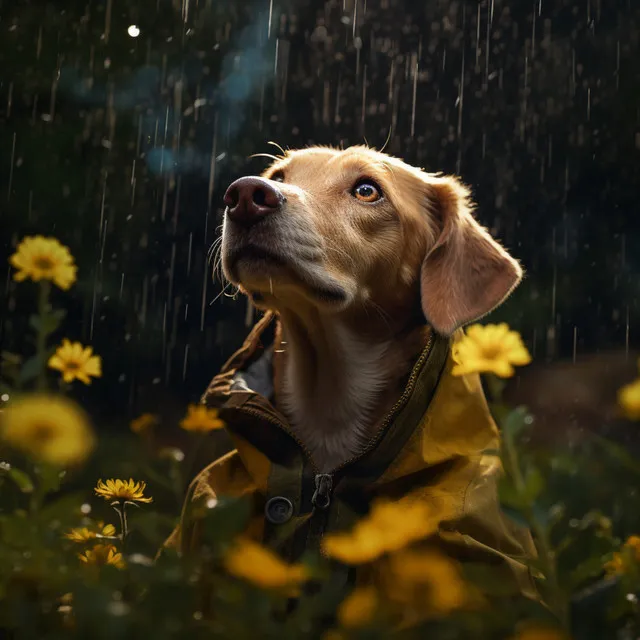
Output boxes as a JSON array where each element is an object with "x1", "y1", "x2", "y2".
[{"x1": 265, "y1": 496, "x2": 294, "y2": 524}]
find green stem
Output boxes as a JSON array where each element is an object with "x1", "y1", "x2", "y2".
[
  {"x1": 502, "y1": 430, "x2": 569, "y2": 628},
  {"x1": 113, "y1": 502, "x2": 128, "y2": 541},
  {"x1": 35, "y1": 281, "x2": 51, "y2": 391}
]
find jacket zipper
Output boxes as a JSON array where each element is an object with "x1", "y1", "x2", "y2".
[{"x1": 235, "y1": 332, "x2": 436, "y2": 535}]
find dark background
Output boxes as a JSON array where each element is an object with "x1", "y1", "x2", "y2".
[{"x1": 1, "y1": 0, "x2": 639, "y2": 431}]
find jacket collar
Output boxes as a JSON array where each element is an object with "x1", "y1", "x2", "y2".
[{"x1": 202, "y1": 311, "x2": 451, "y2": 480}]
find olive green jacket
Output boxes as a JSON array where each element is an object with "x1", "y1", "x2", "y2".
[{"x1": 165, "y1": 311, "x2": 539, "y2": 602}]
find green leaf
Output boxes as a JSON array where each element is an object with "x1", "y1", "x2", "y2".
[
  {"x1": 1, "y1": 352, "x2": 22, "y2": 366},
  {"x1": 500, "y1": 406, "x2": 531, "y2": 442},
  {"x1": 28, "y1": 309, "x2": 67, "y2": 337},
  {"x1": 499, "y1": 477, "x2": 528, "y2": 510},
  {"x1": 566, "y1": 555, "x2": 610, "y2": 591},
  {"x1": 591, "y1": 434, "x2": 640, "y2": 476},
  {"x1": 35, "y1": 463, "x2": 63, "y2": 496},
  {"x1": 522, "y1": 467, "x2": 545, "y2": 503},
  {"x1": 17, "y1": 354, "x2": 46, "y2": 384},
  {"x1": 38, "y1": 490, "x2": 87, "y2": 524},
  {"x1": 499, "y1": 468, "x2": 544, "y2": 510},
  {"x1": 0, "y1": 512, "x2": 35, "y2": 548},
  {"x1": 6, "y1": 467, "x2": 35, "y2": 493},
  {"x1": 194, "y1": 495, "x2": 252, "y2": 551}
]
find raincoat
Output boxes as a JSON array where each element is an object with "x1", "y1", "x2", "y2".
[{"x1": 165, "y1": 311, "x2": 540, "y2": 604}]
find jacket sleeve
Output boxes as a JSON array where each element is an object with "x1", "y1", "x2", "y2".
[
  {"x1": 159, "y1": 449, "x2": 260, "y2": 558},
  {"x1": 436, "y1": 453, "x2": 542, "y2": 604}
]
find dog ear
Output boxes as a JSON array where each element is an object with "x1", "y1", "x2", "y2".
[{"x1": 419, "y1": 175, "x2": 522, "y2": 336}]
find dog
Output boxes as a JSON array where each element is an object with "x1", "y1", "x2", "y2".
[{"x1": 165, "y1": 145, "x2": 540, "y2": 607}]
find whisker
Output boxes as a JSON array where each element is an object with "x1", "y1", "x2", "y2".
[
  {"x1": 206, "y1": 237, "x2": 223, "y2": 264},
  {"x1": 209, "y1": 282, "x2": 235, "y2": 306},
  {"x1": 379, "y1": 124, "x2": 393, "y2": 154},
  {"x1": 249, "y1": 153, "x2": 281, "y2": 162},
  {"x1": 267, "y1": 140, "x2": 287, "y2": 156}
]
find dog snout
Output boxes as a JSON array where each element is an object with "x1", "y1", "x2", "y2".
[{"x1": 223, "y1": 177, "x2": 284, "y2": 227}]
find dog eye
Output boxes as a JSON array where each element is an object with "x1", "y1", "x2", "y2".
[
  {"x1": 270, "y1": 170, "x2": 285, "y2": 183},
  {"x1": 352, "y1": 180, "x2": 382, "y2": 203}
]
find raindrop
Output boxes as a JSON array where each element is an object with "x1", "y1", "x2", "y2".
[
  {"x1": 411, "y1": 60, "x2": 418, "y2": 138},
  {"x1": 7, "y1": 132, "x2": 16, "y2": 202},
  {"x1": 268, "y1": 0, "x2": 275, "y2": 38}
]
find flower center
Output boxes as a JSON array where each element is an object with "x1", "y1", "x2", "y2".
[
  {"x1": 34, "y1": 256, "x2": 55, "y2": 271},
  {"x1": 481, "y1": 343, "x2": 503, "y2": 359},
  {"x1": 32, "y1": 423, "x2": 56, "y2": 443}
]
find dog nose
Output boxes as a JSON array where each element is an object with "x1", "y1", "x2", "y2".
[{"x1": 223, "y1": 177, "x2": 284, "y2": 226}]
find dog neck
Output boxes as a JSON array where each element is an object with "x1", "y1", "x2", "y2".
[{"x1": 274, "y1": 305, "x2": 428, "y2": 473}]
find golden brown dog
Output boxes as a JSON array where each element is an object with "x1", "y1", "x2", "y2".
[
  {"x1": 220, "y1": 145, "x2": 521, "y2": 472},
  {"x1": 165, "y1": 145, "x2": 538, "y2": 608}
]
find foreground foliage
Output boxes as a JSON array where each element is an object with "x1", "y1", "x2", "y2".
[{"x1": 0, "y1": 237, "x2": 638, "y2": 640}]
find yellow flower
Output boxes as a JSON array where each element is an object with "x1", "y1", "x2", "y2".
[
  {"x1": 510, "y1": 625, "x2": 569, "y2": 640},
  {"x1": 179, "y1": 404, "x2": 225, "y2": 433},
  {"x1": 65, "y1": 522, "x2": 116, "y2": 543},
  {"x1": 618, "y1": 371, "x2": 640, "y2": 420},
  {"x1": 224, "y1": 538, "x2": 308, "y2": 593},
  {"x1": 604, "y1": 535, "x2": 640, "y2": 576},
  {"x1": 625, "y1": 535, "x2": 640, "y2": 554},
  {"x1": 451, "y1": 323, "x2": 532, "y2": 378},
  {"x1": 383, "y1": 548, "x2": 469, "y2": 616},
  {"x1": 322, "y1": 499, "x2": 438, "y2": 564},
  {"x1": 337, "y1": 586, "x2": 379, "y2": 628},
  {"x1": 9, "y1": 235, "x2": 77, "y2": 290},
  {"x1": 78, "y1": 544, "x2": 125, "y2": 569},
  {"x1": 130, "y1": 413, "x2": 157, "y2": 435},
  {"x1": 48, "y1": 339, "x2": 102, "y2": 385},
  {"x1": 94, "y1": 478, "x2": 153, "y2": 503},
  {"x1": 0, "y1": 394, "x2": 94, "y2": 467},
  {"x1": 604, "y1": 552, "x2": 625, "y2": 576}
]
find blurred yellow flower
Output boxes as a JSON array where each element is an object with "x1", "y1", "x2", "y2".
[
  {"x1": 626, "y1": 535, "x2": 640, "y2": 553},
  {"x1": 78, "y1": 544, "x2": 125, "y2": 569},
  {"x1": 180, "y1": 404, "x2": 225, "y2": 433},
  {"x1": 618, "y1": 365, "x2": 640, "y2": 420},
  {"x1": 0, "y1": 394, "x2": 94, "y2": 467},
  {"x1": 224, "y1": 538, "x2": 308, "y2": 593},
  {"x1": 383, "y1": 548, "x2": 469, "y2": 616},
  {"x1": 604, "y1": 534, "x2": 640, "y2": 576},
  {"x1": 322, "y1": 499, "x2": 438, "y2": 564},
  {"x1": 130, "y1": 413, "x2": 157, "y2": 435},
  {"x1": 510, "y1": 625, "x2": 569, "y2": 640},
  {"x1": 604, "y1": 552, "x2": 625, "y2": 576},
  {"x1": 65, "y1": 522, "x2": 116, "y2": 543},
  {"x1": 9, "y1": 235, "x2": 77, "y2": 290},
  {"x1": 337, "y1": 586, "x2": 379, "y2": 628},
  {"x1": 451, "y1": 323, "x2": 531, "y2": 378},
  {"x1": 48, "y1": 339, "x2": 102, "y2": 385},
  {"x1": 94, "y1": 478, "x2": 153, "y2": 503}
]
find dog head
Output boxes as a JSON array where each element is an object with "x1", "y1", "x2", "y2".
[{"x1": 221, "y1": 145, "x2": 521, "y2": 336}]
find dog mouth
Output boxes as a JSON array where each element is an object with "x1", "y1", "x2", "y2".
[
  {"x1": 227, "y1": 245, "x2": 349, "y2": 305},
  {"x1": 230, "y1": 245, "x2": 287, "y2": 269}
]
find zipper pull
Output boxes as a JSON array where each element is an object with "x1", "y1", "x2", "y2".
[{"x1": 311, "y1": 474, "x2": 333, "y2": 510}]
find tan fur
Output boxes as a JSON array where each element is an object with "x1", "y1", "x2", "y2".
[{"x1": 221, "y1": 146, "x2": 522, "y2": 471}]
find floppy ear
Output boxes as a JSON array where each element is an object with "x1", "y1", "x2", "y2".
[{"x1": 420, "y1": 175, "x2": 523, "y2": 336}]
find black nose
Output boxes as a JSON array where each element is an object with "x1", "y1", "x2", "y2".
[{"x1": 223, "y1": 176, "x2": 284, "y2": 226}]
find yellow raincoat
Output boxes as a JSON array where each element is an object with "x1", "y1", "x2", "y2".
[{"x1": 165, "y1": 311, "x2": 540, "y2": 604}]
